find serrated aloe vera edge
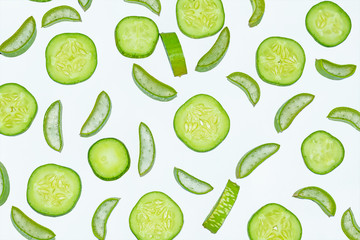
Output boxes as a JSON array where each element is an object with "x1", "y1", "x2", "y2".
[
  {"x1": 173, "y1": 167, "x2": 213, "y2": 194},
  {"x1": 138, "y1": 122, "x2": 156, "y2": 176}
]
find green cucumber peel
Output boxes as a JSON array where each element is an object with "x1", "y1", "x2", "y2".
[
  {"x1": 173, "y1": 167, "x2": 213, "y2": 194},
  {"x1": 42, "y1": 5, "x2": 81, "y2": 28},
  {"x1": 0, "y1": 161, "x2": 10, "y2": 206},
  {"x1": 327, "y1": 107, "x2": 360, "y2": 131},
  {"x1": 226, "y1": 72, "x2": 260, "y2": 106},
  {"x1": 43, "y1": 100, "x2": 63, "y2": 152},
  {"x1": 138, "y1": 122, "x2": 156, "y2": 177}
]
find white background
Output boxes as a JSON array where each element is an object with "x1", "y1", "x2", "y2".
[{"x1": 0, "y1": 0, "x2": 360, "y2": 239}]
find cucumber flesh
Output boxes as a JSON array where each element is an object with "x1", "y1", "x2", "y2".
[
  {"x1": 138, "y1": 122, "x2": 156, "y2": 177},
  {"x1": 92, "y1": 198, "x2": 120, "y2": 240},
  {"x1": 0, "y1": 161, "x2": 10, "y2": 206}
]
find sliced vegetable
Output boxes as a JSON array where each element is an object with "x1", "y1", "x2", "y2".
[
  {"x1": 293, "y1": 186, "x2": 336, "y2": 217},
  {"x1": 195, "y1": 26, "x2": 230, "y2": 72},
  {"x1": 173, "y1": 167, "x2": 213, "y2": 194},
  {"x1": 42, "y1": 5, "x2": 81, "y2": 28},
  {"x1": 30, "y1": 0, "x2": 52, "y2": 2},
  {"x1": 248, "y1": 0, "x2": 265, "y2": 27},
  {"x1": 0, "y1": 16, "x2": 36, "y2": 57},
  {"x1": 43, "y1": 100, "x2": 63, "y2": 152},
  {"x1": 92, "y1": 197, "x2": 120, "y2": 240},
  {"x1": 301, "y1": 130, "x2": 344, "y2": 175},
  {"x1": 342, "y1": 208, "x2": 360, "y2": 240},
  {"x1": 129, "y1": 191, "x2": 183, "y2": 240},
  {"x1": 315, "y1": 59, "x2": 356, "y2": 80},
  {"x1": 226, "y1": 72, "x2": 260, "y2": 106},
  {"x1": 138, "y1": 122, "x2": 155, "y2": 177},
  {"x1": 78, "y1": 0, "x2": 93, "y2": 11},
  {"x1": 327, "y1": 107, "x2": 360, "y2": 131},
  {"x1": 203, "y1": 180, "x2": 239, "y2": 233},
  {"x1": 160, "y1": 32, "x2": 187, "y2": 77},
  {"x1": 124, "y1": 0, "x2": 161, "y2": 15},
  {"x1": 274, "y1": 93, "x2": 314, "y2": 133},
  {"x1": 235, "y1": 143, "x2": 280, "y2": 179},
  {"x1": 0, "y1": 161, "x2": 10, "y2": 206}
]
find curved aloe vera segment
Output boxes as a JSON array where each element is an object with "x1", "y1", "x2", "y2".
[
  {"x1": 274, "y1": 93, "x2": 314, "y2": 133},
  {"x1": 160, "y1": 32, "x2": 187, "y2": 77},
  {"x1": 226, "y1": 72, "x2": 260, "y2": 106},
  {"x1": 92, "y1": 197, "x2": 120, "y2": 240},
  {"x1": 124, "y1": 0, "x2": 161, "y2": 15},
  {"x1": 80, "y1": 91, "x2": 111, "y2": 137},
  {"x1": 78, "y1": 0, "x2": 93, "y2": 11},
  {"x1": 195, "y1": 27, "x2": 230, "y2": 72},
  {"x1": 173, "y1": 167, "x2": 213, "y2": 194},
  {"x1": 249, "y1": 0, "x2": 265, "y2": 27},
  {"x1": 42, "y1": 5, "x2": 81, "y2": 28},
  {"x1": 327, "y1": 107, "x2": 360, "y2": 131},
  {"x1": 138, "y1": 122, "x2": 155, "y2": 177},
  {"x1": 0, "y1": 161, "x2": 10, "y2": 206},
  {"x1": 315, "y1": 59, "x2": 356, "y2": 80},
  {"x1": 11, "y1": 206, "x2": 56, "y2": 240},
  {"x1": 132, "y1": 64, "x2": 177, "y2": 101},
  {"x1": 236, "y1": 143, "x2": 280, "y2": 179},
  {"x1": 0, "y1": 16, "x2": 36, "y2": 57},
  {"x1": 293, "y1": 186, "x2": 336, "y2": 217},
  {"x1": 203, "y1": 180, "x2": 239, "y2": 233},
  {"x1": 342, "y1": 208, "x2": 360, "y2": 240},
  {"x1": 43, "y1": 100, "x2": 63, "y2": 152}
]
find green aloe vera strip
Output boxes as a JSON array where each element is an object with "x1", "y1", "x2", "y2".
[
  {"x1": 227, "y1": 72, "x2": 260, "y2": 106},
  {"x1": 42, "y1": 5, "x2": 81, "y2": 28},
  {"x1": 248, "y1": 0, "x2": 265, "y2": 27},
  {"x1": 78, "y1": 0, "x2": 93, "y2": 11},
  {"x1": 327, "y1": 107, "x2": 360, "y2": 131},
  {"x1": 173, "y1": 167, "x2": 213, "y2": 194},
  {"x1": 43, "y1": 100, "x2": 63, "y2": 152},
  {"x1": 138, "y1": 122, "x2": 156, "y2": 177},
  {"x1": 124, "y1": 0, "x2": 161, "y2": 15},
  {"x1": 0, "y1": 161, "x2": 10, "y2": 206},
  {"x1": 342, "y1": 208, "x2": 360, "y2": 240},
  {"x1": 315, "y1": 59, "x2": 356, "y2": 80}
]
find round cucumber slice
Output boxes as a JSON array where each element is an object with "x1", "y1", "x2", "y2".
[
  {"x1": 129, "y1": 191, "x2": 184, "y2": 240},
  {"x1": 315, "y1": 59, "x2": 356, "y2": 80},
  {"x1": 41, "y1": 5, "x2": 82, "y2": 28},
  {"x1": 0, "y1": 161, "x2": 10, "y2": 206},
  {"x1": 176, "y1": 0, "x2": 225, "y2": 39},
  {"x1": 43, "y1": 100, "x2": 63, "y2": 152},
  {"x1": 88, "y1": 138, "x2": 130, "y2": 181},
  {"x1": 327, "y1": 106, "x2": 360, "y2": 132},
  {"x1": 45, "y1": 33, "x2": 97, "y2": 85},
  {"x1": 27, "y1": 164, "x2": 81, "y2": 217},
  {"x1": 173, "y1": 94, "x2": 230, "y2": 152},
  {"x1": 115, "y1": 16, "x2": 159, "y2": 58},
  {"x1": 256, "y1": 36, "x2": 306, "y2": 86},
  {"x1": 0, "y1": 83, "x2": 38, "y2": 136},
  {"x1": 248, "y1": 203, "x2": 302, "y2": 240},
  {"x1": 301, "y1": 130, "x2": 344, "y2": 175},
  {"x1": 306, "y1": 1, "x2": 351, "y2": 47},
  {"x1": 342, "y1": 208, "x2": 360, "y2": 240},
  {"x1": 92, "y1": 197, "x2": 119, "y2": 240}
]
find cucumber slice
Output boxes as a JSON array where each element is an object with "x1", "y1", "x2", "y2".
[
  {"x1": 42, "y1": 5, "x2": 81, "y2": 28},
  {"x1": 226, "y1": 72, "x2": 260, "y2": 106},
  {"x1": 138, "y1": 122, "x2": 156, "y2": 177},
  {"x1": 43, "y1": 100, "x2": 63, "y2": 152},
  {"x1": 315, "y1": 59, "x2": 356, "y2": 80},
  {"x1": 0, "y1": 16, "x2": 36, "y2": 57},
  {"x1": 92, "y1": 197, "x2": 120, "y2": 240},
  {"x1": 176, "y1": 0, "x2": 225, "y2": 39},
  {"x1": 301, "y1": 130, "x2": 344, "y2": 175},
  {"x1": 306, "y1": 1, "x2": 351, "y2": 47},
  {"x1": 173, "y1": 94, "x2": 230, "y2": 152},
  {"x1": 115, "y1": 16, "x2": 159, "y2": 58},
  {"x1": 173, "y1": 167, "x2": 213, "y2": 194},
  {"x1": 27, "y1": 164, "x2": 81, "y2": 217},
  {"x1": 132, "y1": 63, "x2": 177, "y2": 101},
  {"x1": 202, "y1": 180, "x2": 239, "y2": 233},
  {"x1": 11, "y1": 206, "x2": 56, "y2": 240},
  {"x1": 80, "y1": 91, "x2": 111, "y2": 137},
  {"x1": 0, "y1": 83, "x2": 38, "y2": 136},
  {"x1": 256, "y1": 36, "x2": 306, "y2": 86},
  {"x1": 129, "y1": 191, "x2": 184, "y2": 240},
  {"x1": 342, "y1": 208, "x2": 360, "y2": 240},
  {"x1": 248, "y1": 203, "x2": 302, "y2": 240},
  {"x1": 327, "y1": 107, "x2": 360, "y2": 131},
  {"x1": 88, "y1": 138, "x2": 130, "y2": 181},
  {"x1": 0, "y1": 161, "x2": 10, "y2": 206},
  {"x1": 160, "y1": 32, "x2": 187, "y2": 77},
  {"x1": 293, "y1": 186, "x2": 336, "y2": 217},
  {"x1": 124, "y1": 0, "x2": 161, "y2": 15},
  {"x1": 235, "y1": 143, "x2": 280, "y2": 179},
  {"x1": 78, "y1": 0, "x2": 93, "y2": 11},
  {"x1": 274, "y1": 93, "x2": 314, "y2": 133},
  {"x1": 249, "y1": 0, "x2": 265, "y2": 27},
  {"x1": 195, "y1": 26, "x2": 230, "y2": 72},
  {"x1": 45, "y1": 33, "x2": 97, "y2": 85}
]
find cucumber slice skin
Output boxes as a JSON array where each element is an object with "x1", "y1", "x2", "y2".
[
  {"x1": 226, "y1": 72, "x2": 260, "y2": 106},
  {"x1": 0, "y1": 161, "x2": 10, "y2": 206},
  {"x1": 315, "y1": 59, "x2": 356, "y2": 80},
  {"x1": 195, "y1": 26, "x2": 230, "y2": 72},
  {"x1": 78, "y1": 0, "x2": 93, "y2": 11},
  {"x1": 27, "y1": 164, "x2": 82, "y2": 217},
  {"x1": 124, "y1": 0, "x2": 161, "y2": 15},
  {"x1": 342, "y1": 208, "x2": 360, "y2": 240},
  {"x1": 42, "y1": 5, "x2": 82, "y2": 28},
  {"x1": 249, "y1": 0, "x2": 265, "y2": 27},
  {"x1": 11, "y1": 206, "x2": 56, "y2": 240},
  {"x1": 173, "y1": 167, "x2": 213, "y2": 194},
  {"x1": 43, "y1": 100, "x2": 63, "y2": 152},
  {"x1": 138, "y1": 122, "x2": 156, "y2": 177},
  {"x1": 327, "y1": 107, "x2": 360, "y2": 131}
]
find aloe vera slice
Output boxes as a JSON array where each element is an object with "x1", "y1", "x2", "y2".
[
  {"x1": 327, "y1": 107, "x2": 360, "y2": 131},
  {"x1": 43, "y1": 100, "x2": 63, "y2": 152},
  {"x1": 236, "y1": 143, "x2": 280, "y2": 179},
  {"x1": 160, "y1": 32, "x2": 187, "y2": 77},
  {"x1": 30, "y1": 0, "x2": 51, "y2": 2},
  {"x1": 203, "y1": 180, "x2": 239, "y2": 233},
  {"x1": 293, "y1": 186, "x2": 336, "y2": 217},
  {"x1": 226, "y1": 72, "x2": 260, "y2": 106},
  {"x1": 124, "y1": 0, "x2": 161, "y2": 15},
  {"x1": 173, "y1": 167, "x2": 213, "y2": 194},
  {"x1": 42, "y1": 5, "x2": 81, "y2": 28},
  {"x1": 138, "y1": 122, "x2": 155, "y2": 177},
  {"x1": 11, "y1": 206, "x2": 56, "y2": 240},
  {"x1": 249, "y1": 0, "x2": 265, "y2": 27},
  {"x1": 274, "y1": 93, "x2": 314, "y2": 133},
  {"x1": 80, "y1": 91, "x2": 111, "y2": 137},
  {"x1": 315, "y1": 59, "x2": 356, "y2": 80},
  {"x1": 92, "y1": 197, "x2": 120, "y2": 240},
  {"x1": 132, "y1": 64, "x2": 177, "y2": 101},
  {"x1": 0, "y1": 16, "x2": 36, "y2": 57},
  {"x1": 195, "y1": 26, "x2": 230, "y2": 72},
  {"x1": 78, "y1": 0, "x2": 93, "y2": 11},
  {"x1": 342, "y1": 208, "x2": 360, "y2": 240},
  {"x1": 0, "y1": 161, "x2": 10, "y2": 206}
]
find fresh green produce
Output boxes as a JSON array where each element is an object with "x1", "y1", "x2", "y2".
[
  {"x1": 42, "y1": 5, "x2": 81, "y2": 28},
  {"x1": 248, "y1": 0, "x2": 265, "y2": 27},
  {"x1": 226, "y1": 72, "x2": 260, "y2": 106},
  {"x1": 342, "y1": 208, "x2": 360, "y2": 240},
  {"x1": 30, "y1": 0, "x2": 51, "y2": 2},
  {"x1": 0, "y1": 161, "x2": 10, "y2": 206},
  {"x1": 315, "y1": 59, "x2": 356, "y2": 80},
  {"x1": 327, "y1": 107, "x2": 360, "y2": 131},
  {"x1": 138, "y1": 122, "x2": 156, "y2": 177},
  {"x1": 124, "y1": 0, "x2": 161, "y2": 15},
  {"x1": 173, "y1": 167, "x2": 213, "y2": 194},
  {"x1": 43, "y1": 100, "x2": 63, "y2": 152},
  {"x1": 78, "y1": 0, "x2": 93, "y2": 11}
]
